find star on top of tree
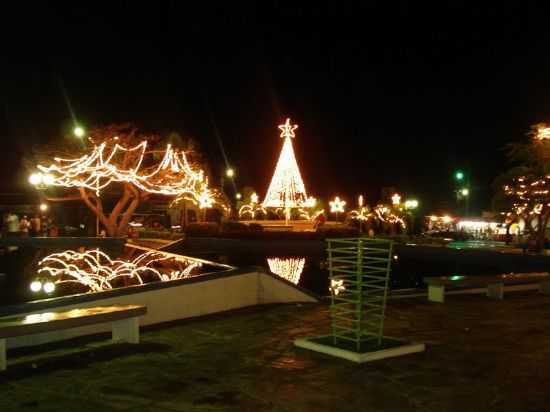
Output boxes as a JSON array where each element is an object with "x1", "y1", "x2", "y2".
[{"x1": 278, "y1": 118, "x2": 298, "y2": 139}]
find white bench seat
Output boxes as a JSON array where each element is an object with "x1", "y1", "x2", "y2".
[{"x1": 0, "y1": 304, "x2": 146, "y2": 371}]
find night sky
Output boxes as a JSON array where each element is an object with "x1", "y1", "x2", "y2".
[{"x1": 2, "y1": 3, "x2": 550, "y2": 214}]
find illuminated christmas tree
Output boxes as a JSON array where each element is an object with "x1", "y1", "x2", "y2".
[{"x1": 263, "y1": 119, "x2": 312, "y2": 218}]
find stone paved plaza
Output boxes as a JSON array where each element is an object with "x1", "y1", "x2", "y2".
[{"x1": 1, "y1": 291, "x2": 550, "y2": 411}]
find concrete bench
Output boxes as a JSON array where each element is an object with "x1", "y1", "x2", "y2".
[
  {"x1": 424, "y1": 273, "x2": 550, "y2": 303},
  {"x1": 0, "y1": 304, "x2": 146, "y2": 371}
]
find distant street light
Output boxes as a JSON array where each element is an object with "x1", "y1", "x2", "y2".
[
  {"x1": 236, "y1": 193, "x2": 242, "y2": 200},
  {"x1": 43, "y1": 282, "x2": 56, "y2": 294},
  {"x1": 73, "y1": 126, "x2": 85, "y2": 138},
  {"x1": 404, "y1": 199, "x2": 419, "y2": 209},
  {"x1": 461, "y1": 188, "x2": 469, "y2": 196},
  {"x1": 226, "y1": 168, "x2": 235, "y2": 178},
  {"x1": 455, "y1": 171, "x2": 464, "y2": 181},
  {"x1": 30, "y1": 280, "x2": 42, "y2": 292},
  {"x1": 39, "y1": 203, "x2": 48, "y2": 212},
  {"x1": 29, "y1": 173, "x2": 54, "y2": 187},
  {"x1": 29, "y1": 173, "x2": 42, "y2": 185}
]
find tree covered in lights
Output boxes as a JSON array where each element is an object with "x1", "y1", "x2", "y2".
[
  {"x1": 30, "y1": 124, "x2": 210, "y2": 237},
  {"x1": 263, "y1": 119, "x2": 314, "y2": 220},
  {"x1": 494, "y1": 124, "x2": 550, "y2": 251}
]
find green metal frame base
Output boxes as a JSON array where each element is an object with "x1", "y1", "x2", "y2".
[{"x1": 294, "y1": 335, "x2": 425, "y2": 363}]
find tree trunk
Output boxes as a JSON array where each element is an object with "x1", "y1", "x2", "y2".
[{"x1": 535, "y1": 211, "x2": 549, "y2": 253}]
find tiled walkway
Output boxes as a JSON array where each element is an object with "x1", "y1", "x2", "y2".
[{"x1": 2, "y1": 292, "x2": 550, "y2": 411}]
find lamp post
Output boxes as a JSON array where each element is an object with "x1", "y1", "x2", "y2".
[
  {"x1": 73, "y1": 126, "x2": 85, "y2": 138},
  {"x1": 404, "y1": 199, "x2": 419, "y2": 235}
]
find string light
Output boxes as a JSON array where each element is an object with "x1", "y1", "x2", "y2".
[
  {"x1": 267, "y1": 257, "x2": 306, "y2": 285},
  {"x1": 503, "y1": 174, "x2": 549, "y2": 223},
  {"x1": 373, "y1": 204, "x2": 406, "y2": 227},
  {"x1": 34, "y1": 248, "x2": 203, "y2": 293},
  {"x1": 348, "y1": 206, "x2": 372, "y2": 222},
  {"x1": 238, "y1": 202, "x2": 267, "y2": 219},
  {"x1": 391, "y1": 193, "x2": 401, "y2": 205},
  {"x1": 330, "y1": 279, "x2": 346, "y2": 295},
  {"x1": 262, "y1": 118, "x2": 310, "y2": 209},
  {"x1": 34, "y1": 141, "x2": 206, "y2": 198},
  {"x1": 535, "y1": 126, "x2": 550, "y2": 141},
  {"x1": 329, "y1": 196, "x2": 346, "y2": 213}
]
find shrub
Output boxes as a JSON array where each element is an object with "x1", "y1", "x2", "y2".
[
  {"x1": 185, "y1": 223, "x2": 220, "y2": 237},
  {"x1": 248, "y1": 223, "x2": 264, "y2": 232},
  {"x1": 137, "y1": 229, "x2": 185, "y2": 240},
  {"x1": 316, "y1": 226, "x2": 360, "y2": 238},
  {"x1": 221, "y1": 221, "x2": 249, "y2": 233}
]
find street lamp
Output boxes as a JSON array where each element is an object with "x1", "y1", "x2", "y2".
[
  {"x1": 460, "y1": 188, "x2": 469, "y2": 197},
  {"x1": 455, "y1": 171, "x2": 464, "y2": 181},
  {"x1": 73, "y1": 126, "x2": 85, "y2": 138},
  {"x1": 236, "y1": 193, "x2": 242, "y2": 200},
  {"x1": 404, "y1": 199, "x2": 419, "y2": 235},
  {"x1": 29, "y1": 172, "x2": 54, "y2": 187},
  {"x1": 226, "y1": 168, "x2": 235, "y2": 178},
  {"x1": 39, "y1": 203, "x2": 48, "y2": 212}
]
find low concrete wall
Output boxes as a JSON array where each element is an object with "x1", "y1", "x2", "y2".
[{"x1": 5, "y1": 269, "x2": 317, "y2": 349}]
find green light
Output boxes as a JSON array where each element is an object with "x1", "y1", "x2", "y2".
[{"x1": 455, "y1": 171, "x2": 464, "y2": 180}]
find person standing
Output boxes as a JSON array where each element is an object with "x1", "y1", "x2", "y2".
[
  {"x1": 30, "y1": 214, "x2": 41, "y2": 237},
  {"x1": 6, "y1": 213, "x2": 19, "y2": 237},
  {"x1": 19, "y1": 215, "x2": 30, "y2": 236}
]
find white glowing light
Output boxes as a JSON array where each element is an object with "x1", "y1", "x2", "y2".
[
  {"x1": 226, "y1": 168, "x2": 235, "y2": 178},
  {"x1": 43, "y1": 281, "x2": 56, "y2": 294},
  {"x1": 267, "y1": 257, "x2": 306, "y2": 285},
  {"x1": 39, "y1": 203, "x2": 48, "y2": 212},
  {"x1": 442, "y1": 215, "x2": 452, "y2": 223},
  {"x1": 358, "y1": 195, "x2": 364, "y2": 207},
  {"x1": 391, "y1": 193, "x2": 401, "y2": 205},
  {"x1": 30, "y1": 281, "x2": 42, "y2": 292},
  {"x1": 262, "y1": 118, "x2": 309, "y2": 209},
  {"x1": 535, "y1": 126, "x2": 550, "y2": 140},
  {"x1": 405, "y1": 199, "x2": 418, "y2": 209},
  {"x1": 42, "y1": 173, "x2": 55, "y2": 185},
  {"x1": 251, "y1": 193, "x2": 258, "y2": 204},
  {"x1": 29, "y1": 173, "x2": 42, "y2": 185},
  {"x1": 74, "y1": 126, "x2": 85, "y2": 138},
  {"x1": 329, "y1": 196, "x2": 346, "y2": 214},
  {"x1": 330, "y1": 279, "x2": 345, "y2": 295}
]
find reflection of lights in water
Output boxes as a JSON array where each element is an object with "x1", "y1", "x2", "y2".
[
  {"x1": 330, "y1": 279, "x2": 345, "y2": 295},
  {"x1": 267, "y1": 257, "x2": 306, "y2": 285},
  {"x1": 33, "y1": 248, "x2": 203, "y2": 293},
  {"x1": 24, "y1": 312, "x2": 55, "y2": 324}
]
